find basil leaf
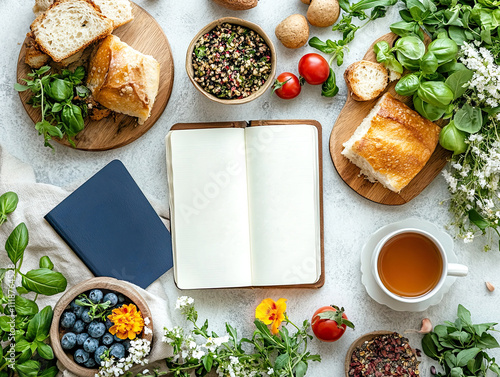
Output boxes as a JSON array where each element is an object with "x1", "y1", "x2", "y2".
[
  {"x1": 14, "y1": 295, "x2": 39, "y2": 316},
  {"x1": 422, "y1": 333, "x2": 440, "y2": 359},
  {"x1": 321, "y1": 69, "x2": 339, "y2": 97},
  {"x1": 21, "y1": 269, "x2": 67, "y2": 296},
  {"x1": 394, "y1": 35, "x2": 426, "y2": 59},
  {"x1": 0, "y1": 316, "x2": 11, "y2": 332},
  {"x1": 14, "y1": 339, "x2": 31, "y2": 353},
  {"x1": 457, "y1": 304, "x2": 472, "y2": 327},
  {"x1": 5, "y1": 222, "x2": 28, "y2": 264},
  {"x1": 445, "y1": 69, "x2": 474, "y2": 99},
  {"x1": 296, "y1": 361, "x2": 308, "y2": 377},
  {"x1": 26, "y1": 306, "x2": 53, "y2": 342},
  {"x1": 39, "y1": 256, "x2": 54, "y2": 270},
  {"x1": 395, "y1": 74, "x2": 420, "y2": 95},
  {"x1": 309, "y1": 37, "x2": 336, "y2": 54},
  {"x1": 490, "y1": 362, "x2": 500, "y2": 376},
  {"x1": 417, "y1": 81, "x2": 454, "y2": 107},
  {"x1": 439, "y1": 120, "x2": 468, "y2": 154},
  {"x1": 0, "y1": 192, "x2": 18, "y2": 216},
  {"x1": 39, "y1": 367, "x2": 58, "y2": 377},
  {"x1": 454, "y1": 104, "x2": 483, "y2": 133},
  {"x1": 477, "y1": 333, "x2": 500, "y2": 349},
  {"x1": 456, "y1": 348, "x2": 480, "y2": 367},
  {"x1": 36, "y1": 342, "x2": 54, "y2": 360},
  {"x1": 390, "y1": 21, "x2": 417, "y2": 36},
  {"x1": 15, "y1": 360, "x2": 40, "y2": 377}
]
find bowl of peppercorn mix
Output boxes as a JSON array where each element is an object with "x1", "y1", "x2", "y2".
[{"x1": 186, "y1": 17, "x2": 276, "y2": 105}]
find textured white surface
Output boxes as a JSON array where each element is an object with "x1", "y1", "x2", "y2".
[{"x1": 1, "y1": 0, "x2": 500, "y2": 376}]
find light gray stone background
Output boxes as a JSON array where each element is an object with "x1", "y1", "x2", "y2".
[{"x1": 1, "y1": 0, "x2": 499, "y2": 375}]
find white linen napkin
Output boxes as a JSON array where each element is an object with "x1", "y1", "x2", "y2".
[{"x1": 0, "y1": 145, "x2": 174, "y2": 376}]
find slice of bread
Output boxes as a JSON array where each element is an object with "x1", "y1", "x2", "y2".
[
  {"x1": 33, "y1": 0, "x2": 133, "y2": 28},
  {"x1": 30, "y1": 0, "x2": 114, "y2": 62},
  {"x1": 344, "y1": 60, "x2": 388, "y2": 101},
  {"x1": 341, "y1": 93, "x2": 441, "y2": 192},
  {"x1": 93, "y1": 0, "x2": 133, "y2": 28}
]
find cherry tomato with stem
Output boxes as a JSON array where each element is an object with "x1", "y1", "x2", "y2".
[
  {"x1": 311, "y1": 305, "x2": 355, "y2": 342},
  {"x1": 272, "y1": 72, "x2": 301, "y2": 99},
  {"x1": 298, "y1": 53, "x2": 330, "y2": 85}
]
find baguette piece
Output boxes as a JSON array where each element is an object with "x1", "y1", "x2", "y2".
[
  {"x1": 86, "y1": 35, "x2": 160, "y2": 125},
  {"x1": 30, "y1": 0, "x2": 113, "y2": 62},
  {"x1": 32, "y1": 0, "x2": 133, "y2": 28},
  {"x1": 344, "y1": 60, "x2": 388, "y2": 101},
  {"x1": 342, "y1": 93, "x2": 441, "y2": 192}
]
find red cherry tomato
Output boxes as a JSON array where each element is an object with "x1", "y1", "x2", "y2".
[
  {"x1": 272, "y1": 72, "x2": 301, "y2": 99},
  {"x1": 298, "y1": 53, "x2": 330, "y2": 85},
  {"x1": 311, "y1": 305, "x2": 354, "y2": 342}
]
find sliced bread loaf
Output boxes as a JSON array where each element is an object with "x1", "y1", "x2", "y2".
[
  {"x1": 30, "y1": 0, "x2": 114, "y2": 62},
  {"x1": 344, "y1": 60, "x2": 388, "y2": 101}
]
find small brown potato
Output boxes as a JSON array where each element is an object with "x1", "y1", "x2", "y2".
[
  {"x1": 275, "y1": 14, "x2": 309, "y2": 49},
  {"x1": 304, "y1": 0, "x2": 340, "y2": 27},
  {"x1": 211, "y1": 0, "x2": 258, "y2": 10}
]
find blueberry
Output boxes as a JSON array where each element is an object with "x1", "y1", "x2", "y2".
[
  {"x1": 109, "y1": 343, "x2": 125, "y2": 359},
  {"x1": 60, "y1": 312, "x2": 76, "y2": 329},
  {"x1": 103, "y1": 293, "x2": 118, "y2": 306},
  {"x1": 83, "y1": 337, "x2": 99, "y2": 353},
  {"x1": 73, "y1": 305, "x2": 84, "y2": 318},
  {"x1": 70, "y1": 301, "x2": 80, "y2": 312},
  {"x1": 94, "y1": 345, "x2": 108, "y2": 366},
  {"x1": 105, "y1": 318, "x2": 113, "y2": 330},
  {"x1": 83, "y1": 358, "x2": 97, "y2": 368},
  {"x1": 72, "y1": 320, "x2": 85, "y2": 334},
  {"x1": 117, "y1": 294, "x2": 126, "y2": 303},
  {"x1": 102, "y1": 333, "x2": 114, "y2": 346},
  {"x1": 61, "y1": 332, "x2": 77, "y2": 350},
  {"x1": 89, "y1": 289, "x2": 103, "y2": 304},
  {"x1": 113, "y1": 334, "x2": 123, "y2": 342},
  {"x1": 74, "y1": 349, "x2": 89, "y2": 364},
  {"x1": 81, "y1": 308, "x2": 92, "y2": 323},
  {"x1": 76, "y1": 332, "x2": 90, "y2": 346},
  {"x1": 88, "y1": 321, "x2": 106, "y2": 338},
  {"x1": 122, "y1": 339, "x2": 131, "y2": 351}
]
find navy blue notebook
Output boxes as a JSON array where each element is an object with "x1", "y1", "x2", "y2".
[{"x1": 45, "y1": 160, "x2": 173, "y2": 289}]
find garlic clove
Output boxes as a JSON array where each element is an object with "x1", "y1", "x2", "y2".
[
  {"x1": 486, "y1": 282, "x2": 495, "y2": 292},
  {"x1": 419, "y1": 318, "x2": 432, "y2": 334}
]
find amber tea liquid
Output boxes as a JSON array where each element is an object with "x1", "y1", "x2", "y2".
[{"x1": 377, "y1": 232, "x2": 443, "y2": 298}]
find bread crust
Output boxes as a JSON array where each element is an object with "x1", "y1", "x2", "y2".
[
  {"x1": 86, "y1": 35, "x2": 160, "y2": 125},
  {"x1": 349, "y1": 93, "x2": 441, "y2": 192},
  {"x1": 30, "y1": 0, "x2": 113, "y2": 62},
  {"x1": 344, "y1": 60, "x2": 388, "y2": 101},
  {"x1": 211, "y1": 0, "x2": 258, "y2": 10}
]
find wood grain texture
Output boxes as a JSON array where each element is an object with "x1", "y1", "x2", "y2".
[
  {"x1": 50, "y1": 277, "x2": 153, "y2": 377},
  {"x1": 16, "y1": 2, "x2": 174, "y2": 151},
  {"x1": 344, "y1": 331, "x2": 394, "y2": 377},
  {"x1": 330, "y1": 33, "x2": 451, "y2": 205}
]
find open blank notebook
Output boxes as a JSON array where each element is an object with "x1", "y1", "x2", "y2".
[{"x1": 165, "y1": 122, "x2": 323, "y2": 289}]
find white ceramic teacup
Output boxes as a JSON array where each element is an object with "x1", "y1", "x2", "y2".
[{"x1": 372, "y1": 228, "x2": 468, "y2": 303}]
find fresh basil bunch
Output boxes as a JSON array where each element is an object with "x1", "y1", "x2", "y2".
[
  {"x1": 0, "y1": 191, "x2": 68, "y2": 377},
  {"x1": 15, "y1": 66, "x2": 90, "y2": 149}
]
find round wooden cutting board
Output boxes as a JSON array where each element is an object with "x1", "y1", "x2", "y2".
[
  {"x1": 330, "y1": 33, "x2": 451, "y2": 205},
  {"x1": 16, "y1": 2, "x2": 174, "y2": 151}
]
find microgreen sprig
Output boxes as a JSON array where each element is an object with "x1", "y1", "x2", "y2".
[{"x1": 76, "y1": 293, "x2": 113, "y2": 321}]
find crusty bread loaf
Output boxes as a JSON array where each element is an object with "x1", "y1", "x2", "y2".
[
  {"x1": 86, "y1": 35, "x2": 160, "y2": 125},
  {"x1": 32, "y1": 0, "x2": 133, "y2": 28},
  {"x1": 344, "y1": 60, "x2": 388, "y2": 101},
  {"x1": 30, "y1": 0, "x2": 113, "y2": 62},
  {"x1": 25, "y1": 38, "x2": 51, "y2": 68},
  {"x1": 341, "y1": 93, "x2": 441, "y2": 192}
]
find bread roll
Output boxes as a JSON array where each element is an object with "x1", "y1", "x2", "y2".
[
  {"x1": 344, "y1": 60, "x2": 388, "y2": 101},
  {"x1": 342, "y1": 93, "x2": 441, "y2": 192},
  {"x1": 86, "y1": 35, "x2": 160, "y2": 125}
]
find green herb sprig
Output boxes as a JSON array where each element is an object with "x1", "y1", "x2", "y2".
[
  {"x1": 0, "y1": 191, "x2": 68, "y2": 377},
  {"x1": 75, "y1": 293, "x2": 113, "y2": 321},
  {"x1": 15, "y1": 66, "x2": 90, "y2": 149},
  {"x1": 422, "y1": 304, "x2": 500, "y2": 377},
  {"x1": 0, "y1": 192, "x2": 18, "y2": 227}
]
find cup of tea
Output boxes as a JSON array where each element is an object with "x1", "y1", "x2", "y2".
[{"x1": 372, "y1": 228, "x2": 468, "y2": 303}]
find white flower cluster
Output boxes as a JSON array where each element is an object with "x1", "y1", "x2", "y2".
[
  {"x1": 96, "y1": 338, "x2": 151, "y2": 377},
  {"x1": 175, "y1": 296, "x2": 194, "y2": 310},
  {"x1": 215, "y1": 356, "x2": 267, "y2": 377},
  {"x1": 460, "y1": 41, "x2": 500, "y2": 108}
]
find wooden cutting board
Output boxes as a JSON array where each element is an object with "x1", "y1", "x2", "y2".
[
  {"x1": 16, "y1": 2, "x2": 174, "y2": 151},
  {"x1": 329, "y1": 33, "x2": 451, "y2": 205}
]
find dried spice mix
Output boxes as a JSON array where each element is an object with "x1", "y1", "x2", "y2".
[
  {"x1": 348, "y1": 333, "x2": 420, "y2": 377},
  {"x1": 192, "y1": 23, "x2": 272, "y2": 99}
]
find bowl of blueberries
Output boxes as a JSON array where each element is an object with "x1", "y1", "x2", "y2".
[{"x1": 50, "y1": 277, "x2": 153, "y2": 377}]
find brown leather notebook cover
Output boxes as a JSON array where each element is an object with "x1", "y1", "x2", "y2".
[{"x1": 169, "y1": 120, "x2": 324, "y2": 289}]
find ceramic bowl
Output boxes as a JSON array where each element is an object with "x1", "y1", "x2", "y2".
[
  {"x1": 185, "y1": 17, "x2": 277, "y2": 105},
  {"x1": 344, "y1": 331, "x2": 393, "y2": 377},
  {"x1": 50, "y1": 277, "x2": 153, "y2": 377}
]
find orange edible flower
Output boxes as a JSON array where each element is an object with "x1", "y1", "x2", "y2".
[
  {"x1": 108, "y1": 304, "x2": 145, "y2": 340},
  {"x1": 255, "y1": 298, "x2": 287, "y2": 335}
]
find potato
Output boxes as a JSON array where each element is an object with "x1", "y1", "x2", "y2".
[
  {"x1": 302, "y1": 0, "x2": 339, "y2": 27},
  {"x1": 275, "y1": 14, "x2": 309, "y2": 49},
  {"x1": 211, "y1": 0, "x2": 258, "y2": 10}
]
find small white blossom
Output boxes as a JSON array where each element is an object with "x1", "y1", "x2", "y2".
[{"x1": 176, "y1": 296, "x2": 194, "y2": 310}]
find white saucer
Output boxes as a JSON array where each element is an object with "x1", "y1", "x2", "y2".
[{"x1": 360, "y1": 218, "x2": 457, "y2": 312}]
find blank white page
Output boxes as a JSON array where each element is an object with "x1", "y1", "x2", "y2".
[
  {"x1": 245, "y1": 125, "x2": 320, "y2": 286},
  {"x1": 166, "y1": 128, "x2": 252, "y2": 289}
]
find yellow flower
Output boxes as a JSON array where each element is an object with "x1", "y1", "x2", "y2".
[
  {"x1": 108, "y1": 304, "x2": 145, "y2": 340},
  {"x1": 255, "y1": 298, "x2": 287, "y2": 335}
]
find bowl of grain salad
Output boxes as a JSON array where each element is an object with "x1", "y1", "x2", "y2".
[{"x1": 186, "y1": 17, "x2": 276, "y2": 105}]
